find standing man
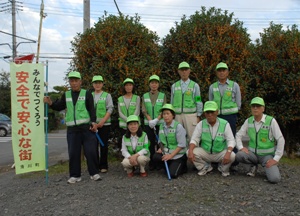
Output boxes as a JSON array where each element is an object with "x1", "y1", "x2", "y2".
[
  {"x1": 235, "y1": 97, "x2": 285, "y2": 183},
  {"x1": 187, "y1": 101, "x2": 236, "y2": 177},
  {"x1": 171, "y1": 61, "x2": 203, "y2": 142},
  {"x1": 209, "y1": 62, "x2": 241, "y2": 136},
  {"x1": 142, "y1": 75, "x2": 166, "y2": 170},
  {"x1": 44, "y1": 71, "x2": 101, "y2": 183},
  {"x1": 92, "y1": 75, "x2": 114, "y2": 173}
]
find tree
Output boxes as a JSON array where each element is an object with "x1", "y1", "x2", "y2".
[
  {"x1": 160, "y1": 7, "x2": 252, "y2": 123},
  {"x1": 0, "y1": 70, "x2": 11, "y2": 116},
  {"x1": 248, "y1": 22, "x2": 300, "y2": 156}
]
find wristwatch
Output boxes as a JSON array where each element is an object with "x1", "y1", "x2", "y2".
[{"x1": 227, "y1": 149, "x2": 232, "y2": 153}]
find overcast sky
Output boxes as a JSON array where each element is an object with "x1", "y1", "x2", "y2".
[{"x1": 1, "y1": 0, "x2": 299, "y2": 91}]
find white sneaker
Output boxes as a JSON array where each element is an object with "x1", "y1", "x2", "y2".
[
  {"x1": 247, "y1": 165, "x2": 257, "y2": 177},
  {"x1": 197, "y1": 165, "x2": 213, "y2": 176},
  {"x1": 67, "y1": 177, "x2": 81, "y2": 184},
  {"x1": 90, "y1": 174, "x2": 102, "y2": 181},
  {"x1": 218, "y1": 166, "x2": 230, "y2": 177}
]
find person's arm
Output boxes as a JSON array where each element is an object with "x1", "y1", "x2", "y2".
[
  {"x1": 194, "y1": 83, "x2": 203, "y2": 118},
  {"x1": 121, "y1": 136, "x2": 131, "y2": 158},
  {"x1": 86, "y1": 90, "x2": 97, "y2": 123},
  {"x1": 271, "y1": 118, "x2": 285, "y2": 162},
  {"x1": 208, "y1": 84, "x2": 214, "y2": 101},
  {"x1": 170, "y1": 83, "x2": 175, "y2": 104},
  {"x1": 98, "y1": 93, "x2": 113, "y2": 128},
  {"x1": 235, "y1": 119, "x2": 249, "y2": 151},
  {"x1": 234, "y1": 82, "x2": 242, "y2": 110},
  {"x1": 44, "y1": 93, "x2": 67, "y2": 111},
  {"x1": 222, "y1": 123, "x2": 236, "y2": 164},
  {"x1": 134, "y1": 96, "x2": 140, "y2": 116}
]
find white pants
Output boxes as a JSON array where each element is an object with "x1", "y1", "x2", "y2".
[
  {"x1": 191, "y1": 147, "x2": 235, "y2": 172},
  {"x1": 121, "y1": 155, "x2": 150, "y2": 173},
  {"x1": 175, "y1": 113, "x2": 198, "y2": 143}
]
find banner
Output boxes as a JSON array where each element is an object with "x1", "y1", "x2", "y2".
[{"x1": 10, "y1": 63, "x2": 45, "y2": 174}]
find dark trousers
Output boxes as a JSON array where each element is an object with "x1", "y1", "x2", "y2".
[
  {"x1": 219, "y1": 113, "x2": 238, "y2": 166},
  {"x1": 97, "y1": 125, "x2": 110, "y2": 169},
  {"x1": 152, "y1": 153, "x2": 187, "y2": 178},
  {"x1": 144, "y1": 125, "x2": 159, "y2": 166},
  {"x1": 67, "y1": 129, "x2": 99, "y2": 177}
]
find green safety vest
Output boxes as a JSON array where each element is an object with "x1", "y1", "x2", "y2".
[
  {"x1": 65, "y1": 89, "x2": 90, "y2": 126},
  {"x1": 212, "y1": 80, "x2": 238, "y2": 115},
  {"x1": 248, "y1": 115, "x2": 275, "y2": 156},
  {"x1": 143, "y1": 92, "x2": 165, "y2": 125},
  {"x1": 118, "y1": 95, "x2": 138, "y2": 128},
  {"x1": 123, "y1": 132, "x2": 149, "y2": 156},
  {"x1": 172, "y1": 81, "x2": 197, "y2": 114},
  {"x1": 201, "y1": 118, "x2": 227, "y2": 153},
  {"x1": 159, "y1": 122, "x2": 187, "y2": 155},
  {"x1": 92, "y1": 91, "x2": 111, "y2": 125}
]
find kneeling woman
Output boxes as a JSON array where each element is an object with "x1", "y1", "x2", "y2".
[
  {"x1": 121, "y1": 115, "x2": 150, "y2": 177},
  {"x1": 153, "y1": 104, "x2": 187, "y2": 178}
]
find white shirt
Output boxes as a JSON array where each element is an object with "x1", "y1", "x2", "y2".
[
  {"x1": 121, "y1": 134, "x2": 148, "y2": 159},
  {"x1": 236, "y1": 114, "x2": 285, "y2": 162},
  {"x1": 190, "y1": 118, "x2": 236, "y2": 148}
]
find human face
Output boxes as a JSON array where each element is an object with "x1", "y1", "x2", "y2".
[
  {"x1": 93, "y1": 81, "x2": 103, "y2": 92},
  {"x1": 204, "y1": 110, "x2": 218, "y2": 125},
  {"x1": 149, "y1": 80, "x2": 159, "y2": 92},
  {"x1": 251, "y1": 104, "x2": 265, "y2": 118},
  {"x1": 124, "y1": 83, "x2": 133, "y2": 93},
  {"x1": 216, "y1": 68, "x2": 229, "y2": 83},
  {"x1": 162, "y1": 110, "x2": 174, "y2": 125},
  {"x1": 69, "y1": 78, "x2": 81, "y2": 92},
  {"x1": 178, "y1": 68, "x2": 190, "y2": 81},
  {"x1": 128, "y1": 121, "x2": 139, "y2": 135}
]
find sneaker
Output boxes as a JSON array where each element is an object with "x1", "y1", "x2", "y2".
[
  {"x1": 127, "y1": 172, "x2": 134, "y2": 178},
  {"x1": 100, "y1": 169, "x2": 108, "y2": 173},
  {"x1": 218, "y1": 166, "x2": 230, "y2": 177},
  {"x1": 247, "y1": 165, "x2": 257, "y2": 177},
  {"x1": 90, "y1": 174, "x2": 102, "y2": 181},
  {"x1": 140, "y1": 172, "x2": 148, "y2": 177},
  {"x1": 197, "y1": 165, "x2": 213, "y2": 176},
  {"x1": 67, "y1": 177, "x2": 81, "y2": 184}
]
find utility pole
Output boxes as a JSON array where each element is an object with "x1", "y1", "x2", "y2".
[
  {"x1": 36, "y1": 0, "x2": 46, "y2": 63},
  {"x1": 83, "y1": 0, "x2": 90, "y2": 31},
  {"x1": 0, "y1": 0, "x2": 23, "y2": 60}
]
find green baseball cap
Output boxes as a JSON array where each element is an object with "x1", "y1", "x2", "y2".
[
  {"x1": 159, "y1": 104, "x2": 175, "y2": 113},
  {"x1": 68, "y1": 71, "x2": 81, "y2": 79},
  {"x1": 123, "y1": 78, "x2": 134, "y2": 85},
  {"x1": 216, "y1": 62, "x2": 228, "y2": 70},
  {"x1": 127, "y1": 115, "x2": 140, "y2": 124},
  {"x1": 250, "y1": 97, "x2": 265, "y2": 106},
  {"x1": 204, "y1": 101, "x2": 218, "y2": 112},
  {"x1": 178, "y1": 61, "x2": 190, "y2": 69},
  {"x1": 149, "y1": 75, "x2": 160, "y2": 82},
  {"x1": 92, "y1": 75, "x2": 103, "y2": 82}
]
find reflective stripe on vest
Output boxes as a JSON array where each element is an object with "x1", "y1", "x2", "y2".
[
  {"x1": 118, "y1": 95, "x2": 138, "y2": 129},
  {"x1": 173, "y1": 81, "x2": 197, "y2": 114},
  {"x1": 159, "y1": 122, "x2": 186, "y2": 154},
  {"x1": 123, "y1": 132, "x2": 149, "y2": 156},
  {"x1": 65, "y1": 89, "x2": 90, "y2": 126},
  {"x1": 212, "y1": 80, "x2": 238, "y2": 115},
  {"x1": 92, "y1": 91, "x2": 111, "y2": 125},
  {"x1": 143, "y1": 92, "x2": 165, "y2": 125},
  {"x1": 201, "y1": 118, "x2": 227, "y2": 153},
  {"x1": 248, "y1": 115, "x2": 275, "y2": 156}
]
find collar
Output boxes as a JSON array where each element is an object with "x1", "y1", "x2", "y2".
[
  {"x1": 163, "y1": 120, "x2": 175, "y2": 129},
  {"x1": 218, "y1": 78, "x2": 230, "y2": 85},
  {"x1": 252, "y1": 114, "x2": 266, "y2": 123},
  {"x1": 180, "y1": 78, "x2": 190, "y2": 85}
]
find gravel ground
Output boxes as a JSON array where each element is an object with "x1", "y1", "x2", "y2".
[{"x1": 0, "y1": 161, "x2": 300, "y2": 216}]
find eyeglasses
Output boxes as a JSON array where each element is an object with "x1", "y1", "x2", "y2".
[{"x1": 251, "y1": 104, "x2": 262, "y2": 108}]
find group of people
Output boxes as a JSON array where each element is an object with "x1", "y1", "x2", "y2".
[{"x1": 44, "y1": 61, "x2": 285, "y2": 184}]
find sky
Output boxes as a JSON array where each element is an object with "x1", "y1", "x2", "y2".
[{"x1": 1, "y1": 0, "x2": 300, "y2": 91}]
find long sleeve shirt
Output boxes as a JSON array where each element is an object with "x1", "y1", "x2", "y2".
[
  {"x1": 208, "y1": 79, "x2": 242, "y2": 110},
  {"x1": 190, "y1": 118, "x2": 236, "y2": 149},
  {"x1": 170, "y1": 79, "x2": 203, "y2": 116},
  {"x1": 50, "y1": 89, "x2": 96, "y2": 132},
  {"x1": 121, "y1": 134, "x2": 149, "y2": 158},
  {"x1": 236, "y1": 114, "x2": 285, "y2": 162}
]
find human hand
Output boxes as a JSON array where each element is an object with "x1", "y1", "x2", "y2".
[
  {"x1": 222, "y1": 151, "x2": 231, "y2": 165},
  {"x1": 43, "y1": 96, "x2": 52, "y2": 105},
  {"x1": 187, "y1": 150, "x2": 195, "y2": 162},
  {"x1": 266, "y1": 158, "x2": 278, "y2": 168},
  {"x1": 241, "y1": 147, "x2": 249, "y2": 154},
  {"x1": 162, "y1": 154, "x2": 173, "y2": 161},
  {"x1": 149, "y1": 118, "x2": 159, "y2": 129},
  {"x1": 129, "y1": 155, "x2": 138, "y2": 166},
  {"x1": 90, "y1": 123, "x2": 97, "y2": 132}
]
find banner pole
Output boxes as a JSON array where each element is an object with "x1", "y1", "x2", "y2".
[{"x1": 45, "y1": 60, "x2": 49, "y2": 185}]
